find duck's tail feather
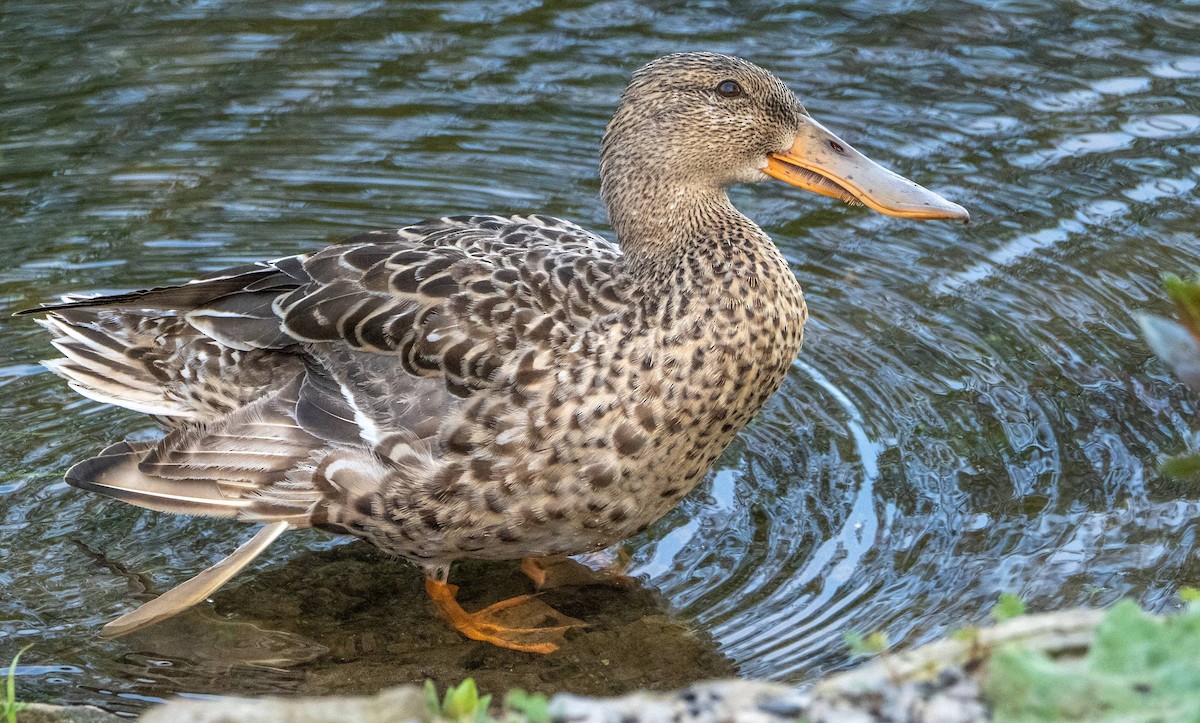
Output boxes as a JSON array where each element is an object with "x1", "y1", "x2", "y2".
[
  {"x1": 37, "y1": 314, "x2": 199, "y2": 418},
  {"x1": 36, "y1": 308, "x2": 305, "y2": 423},
  {"x1": 13, "y1": 265, "x2": 283, "y2": 317},
  {"x1": 100, "y1": 521, "x2": 291, "y2": 638}
]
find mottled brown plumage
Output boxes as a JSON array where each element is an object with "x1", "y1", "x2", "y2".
[{"x1": 23, "y1": 52, "x2": 966, "y2": 651}]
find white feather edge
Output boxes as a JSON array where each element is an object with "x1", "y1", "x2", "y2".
[
  {"x1": 36, "y1": 317, "x2": 128, "y2": 364},
  {"x1": 36, "y1": 314, "x2": 197, "y2": 417}
]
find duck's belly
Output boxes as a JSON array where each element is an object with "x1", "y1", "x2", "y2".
[{"x1": 345, "y1": 312, "x2": 804, "y2": 566}]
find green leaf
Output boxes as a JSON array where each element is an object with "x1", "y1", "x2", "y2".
[
  {"x1": 423, "y1": 679, "x2": 499, "y2": 722},
  {"x1": 4, "y1": 645, "x2": 33, "y2": 723},
  {"x1": 866, "y1": 631, "x2": 888, "y2": 653},
  {"x1": 505, "y1": 689, "x2": 550, "y2": 723},
  {"x1": 1180, "y1": 587, "x2": 1200, "y2": 604},
  {"x1": 984, "y1": 600, "x2": 1200, "y2": 721},
  {"x1": 1162, "y1": 453, "x2": 1200, "y2": 481},
  {"x1": 992, "y1": 593, "x2": 1027, "y2": 623},
  {"x1": 843, "y1": 630, "x2": 888, "y2": 657},
  {"x1": 446, "y1": 678, "x2": 479, "y2": 719},
  {"x1": 1164, "y1": 273, "x2": 1200, "y2": 339},
  {"x1": 424, "y1": 680, "x2": 440, "y2": 716},
  {"x1": 843, "y1": 630, "x2": 866, "y2": 656}
]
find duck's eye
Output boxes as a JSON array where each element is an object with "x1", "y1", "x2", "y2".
[{"x1": 716, "y1": 80, "x2": 743, "y2": 98}]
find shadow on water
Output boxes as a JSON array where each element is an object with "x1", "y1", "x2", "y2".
[{"x1": 3, "y1": 0, "x2": 1200, "y2": 714}]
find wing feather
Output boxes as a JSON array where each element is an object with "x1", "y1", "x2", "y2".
[{"x1": 100, "y1": 521, "x2": 291, "y2": 638}]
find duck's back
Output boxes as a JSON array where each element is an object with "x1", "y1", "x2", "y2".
[{"x1": 39, "y1": 213, "x2": 622, "y2": 415}]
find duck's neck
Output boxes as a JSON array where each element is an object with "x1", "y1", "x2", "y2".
[{"x1": 602, "y1": 167, "x2": 766, "y2": 284}]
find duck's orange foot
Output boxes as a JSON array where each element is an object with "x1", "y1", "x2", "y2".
[
  {"x1": 521, "y1": 554, "x2": 635, "y2": 591},
  {"x1": 425, "y1": 578, "x2": 586, "y2": 654}
]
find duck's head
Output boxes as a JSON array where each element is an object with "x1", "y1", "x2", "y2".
[{"x1": 600, "y1": 52, "x2": 968, "y2": 223}]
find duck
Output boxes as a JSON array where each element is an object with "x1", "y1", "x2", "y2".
[{"x1": 21, "y1": 52, "x2": 967, "y2": 654}]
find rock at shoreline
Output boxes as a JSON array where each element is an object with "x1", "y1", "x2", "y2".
[
  {"x1": 16, "y1": 703, "x2": 121, "y2": 723},
  {"x1": 138, "y1": 686, "x2": 428, "y2": 723}
]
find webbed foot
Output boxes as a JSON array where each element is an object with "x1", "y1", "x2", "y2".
[{"x1": 425, "y1": 577, "x2": 586, "y2": 654}]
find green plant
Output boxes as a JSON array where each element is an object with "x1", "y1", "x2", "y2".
[
  {"x1": 503, "y1": 689, "x2": 550, "y2": 723},
  {"x1": 423, "y1": 679, "x2": 552, "y2": 723},
  {"x1": 1137, "y1": 273, "x2": 1200, "y2": 479},
  {"x1": 948, "y1": 594, "x2": 1024, "y2": 665},
  {"x1": 992, "y1": 593, "x2": 1027, "y2": 623},
  {"x1": 2, "y1": 645, "x2": 32, "y2": 723},
  {"x1": 843, "y1": 630, "x2": 889, "y2": 658},
  {"x1": 983, "y1": 600, "x2": 1200, "y2": 721},
  {"x1": 425, "y1": 679, "x2": 492, "y2": 723}
]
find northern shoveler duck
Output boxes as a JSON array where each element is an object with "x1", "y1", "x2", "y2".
[{"x1": 22, "y1": 52, "x2": 967, "y2": 653}]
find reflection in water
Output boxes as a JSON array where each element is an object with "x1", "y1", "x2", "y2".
[{"x1": 3, "y1": 0, "x2": 1200, "y2": 713}]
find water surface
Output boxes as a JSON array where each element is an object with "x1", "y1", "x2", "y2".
[{"x1": 3, "y1": 0, "x2": 1200, "y2": 714}]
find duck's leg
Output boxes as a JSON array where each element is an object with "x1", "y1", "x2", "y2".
[
  {"x1": 424, "y1": 573, "x2": 586, "y2": 654},
  {"x1": 520, "y1": 550, "x2": 634, "y2": 591}
]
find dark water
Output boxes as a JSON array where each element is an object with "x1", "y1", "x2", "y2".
[{"x1": 3, "y1": 0, "x2": 1200, "y2": 714}]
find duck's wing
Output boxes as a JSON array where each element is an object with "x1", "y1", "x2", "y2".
[
  {"x1": 27, "y1": 214, "x2": 622, "y2": 396},
  {"x1": 189, "y1": 215, "x2": 624, "y2": 397},
  {"x1": 64, "y1": 375, "x2": 326, "y2": 519},
  {"x1": 30, "y1": 214, "x2": 625, "y2": 518},
  {"x1": 26, "y1": 213, "x2": 621, "y2": 413}
]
